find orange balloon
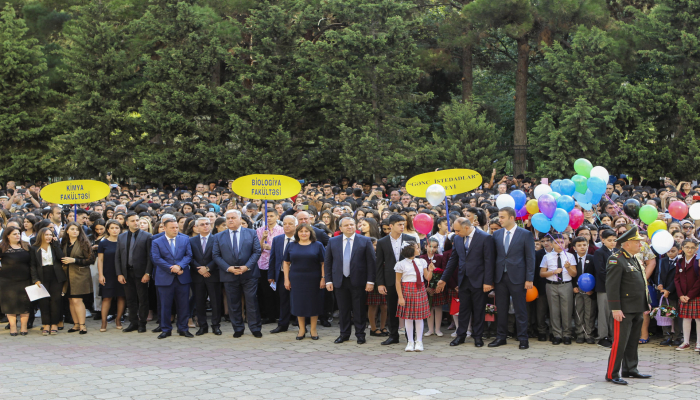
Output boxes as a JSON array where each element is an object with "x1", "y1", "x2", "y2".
[{"x1": 526, "y1": 286, "x2": 539, "y2": 302}]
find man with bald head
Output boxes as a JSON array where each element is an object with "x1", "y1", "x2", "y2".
[
  {"x1": 295, "y1": 211, "x2": 329, "y2": 246},
  {"x1": 437, "y1": 217, "x2": 495, "y2": 347},
  {"x1": 268, "y1": 215, "x2": 298, "y2": 333}
]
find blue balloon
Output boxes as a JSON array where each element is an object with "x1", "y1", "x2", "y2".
[
  {"x1": 531, "y1": 213, "x2": 551, "y2": 233},
  {"x1": 559, "y1": 179, "x2": 576, "y2": 197},
  {"x1": 584, "y1": 189, "x2": 593, "y2": 203},
  {"x1": 551, "y1": 180, "x2": 563, "y2": 194},
  {"x1": 577, "y1": 273, "x2": 595, "y2": 292},
  {"x1": 556, "y1": 195, "x2": 575, "y2": 213},
  {"x1": 573, "y1": 191, "x2": 587, "y2": 203},
  {"x1": 589, "y1": 191, "x2": 602, "y2": 204},
  {"x1": 511, "y1": 190, "x2": 527, "y2": 210},
  {"x1": 579, "y1": 202, "x2": 593, "y2": 210},
  {"x1": 551, "y1": 208, "x2": 570, "y2": 232},
  {"x1": 587, "y1": 176, "x2": 606, "y2": 194}
]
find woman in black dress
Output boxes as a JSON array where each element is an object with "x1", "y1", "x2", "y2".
[
  {"x1": 0, "y1": 226, "x2": 35, "y2": 336},
  {"x1": 61, "y1": 222, "x2": 95, "y2": 334},
  {"x1": 283, "y1": 224, "x2": 326, "y2": 340},
  {"x1": 97, "y1": 220, "x2": 125, "y2": 332},
  {"x1": 29, "y1": 227, "x2": 66, "y2": 335}
]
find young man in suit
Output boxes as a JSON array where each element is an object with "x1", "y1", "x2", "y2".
[
  {"x1": 151, "y1": 219, "x2": 193, "y2": 339},
  {"x1": 189, "y1": 218, "x2": 222, "y2": 336},
  {"x1": 375, "y1": 214, "x2": 415, "y2": 345},
  {"x1": 571, "y1": 236, "x2": 596, "y2": 344},
  {"x1": 490, "y1": 207, "x2": 535, "y2": 349},
  {"x1": 594, "y1": 229, "x2": 617, "y2": 348},
  {"x1": 656, "y1": 243, "x2": 681, "y2": 346},
  {"x1": 268, "y1": 215, "x2": 298, "y2": 333},
  {"x1": 324, "y1": 217, "x2": 376, "y2": 344}
]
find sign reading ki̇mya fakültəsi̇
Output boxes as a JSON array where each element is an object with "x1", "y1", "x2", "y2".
[
  {"x1": 230, "y1": 174, "x2": 302, "y2": 200},
  {"x1": 40, "y1": 180, "x2": 111, "y2": 204},
  {"x1": 405, "y1": 169, "x2": 482, "y2": 197}
]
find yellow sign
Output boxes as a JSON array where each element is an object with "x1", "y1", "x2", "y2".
[
  {"x1": 231, "y1": 174, "x2": 301, "y2": 200},
  {"x1": 406, "y1": 169, "x2": 482, "y2": 197},
  {"x1": 40, "y1": 180, "x2": 111, "y2": 204}
]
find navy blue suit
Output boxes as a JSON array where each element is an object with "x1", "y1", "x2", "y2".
[
  {"x1": 190, "y1": 233, "x2": 222, "y2": 329},
  {"x1": 324, "y1": 234, "x2": 376, "y2": 339},
  {"x1": 268, "y1": 234, "x2": 294, "y2": 328},
  {"x1": 151, "y1": 233, "x2": 193, "y2": 333},
  {"x1": 212, "y1": 227, "x2": 262, "y2": 333},
  {"x1": 441, "y1": 229, "x2": 495, "y2": 339}
]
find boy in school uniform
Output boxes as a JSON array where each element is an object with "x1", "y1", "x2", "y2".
[
  {"x1": 572, "y1": 236, "x2": 597, "y2": 344},
  {"x1": 594, "y1": 229, "x2": 618, "y2": 348},
  {"x1": 539, "y1": 233, "x2": 578, "y2": 345}
]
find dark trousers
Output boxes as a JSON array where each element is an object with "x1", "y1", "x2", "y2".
[
  {"x1": 193, "y1": 278, "x2": 222, "y2": 328},
  {"x1": 224, "y1": 278, "x2": 261, "y2": 333},
  {"x1": 320, "y1": 291, "x2": 335, "y2": 322},
  {"x1": 607, "y1": 312, "x2": 644, "y2": 379},
  {"x1": 123, "y1": 269, "x2": 149, "y2": 326},
  {"x1": 457, "y1": 283, "x2": 487, "y2": 339},
  {"x1": 257, "y1": 269, "x2": 277, "y2": 321},
  {"x1": 334, "y1": 276, "x2": 367, "y2": 339},
  {"x1": 495, "y1": 272, "x2": 528, "y2": 341},
  {"x1": 277, "y1": 270, "x2": 291, "y2": 328},
  {"x1": 157, "y1": 279, "x2": 190, "y2": 333},
  {"x1": 38, "y1": 266, "x2": 63, "y2": 325},
  {"x1": 386, "y1": 284, "x2": 400, "y2": 340}
]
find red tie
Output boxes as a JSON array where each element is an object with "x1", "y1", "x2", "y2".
[{"x1": 412, "y1": 260, "x2": 422, "y2": 289}]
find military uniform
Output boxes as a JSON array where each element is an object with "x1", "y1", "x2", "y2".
[{"x1": 605, "y1": 227, "x2": 652, "y2": 384}]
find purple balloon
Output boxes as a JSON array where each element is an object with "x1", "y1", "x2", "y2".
[
  {"x1": 538, "y1": 193, "x2": 557, "y2": 219},
  {"x1": 516, "y1": 206, "x2": 528, "y2": 218}
]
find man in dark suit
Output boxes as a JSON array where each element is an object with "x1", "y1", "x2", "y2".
[
  {"x1": 115, "y1": 212, "x2": 153, "y2": 333},
  {"x1": 594, "y1": 229, "x2": 617, "y2": 348},
  {"x1": 437, "y1": 217, "x2": 494, "y2": 347},
  {"x1": 375, "y1": 214, "x2": 415, "y2": 345},
  {"x1": 151, "y1": 219, "x2": 193, "y2": 338},
  {"x1": 324, "y1": 217, "x2": 376, "y2": 344},
  {"x1": 268, "y1": 215, "x2": 298, "y2": 333},
  {"x1": 656, "y1": 243, "x2": 681, "y2": 346},
  {"x1": 212, "y1": 209, "x2": 263, "y2": 338},
  {"x1": 189, "y1": 217, "x2": 222, "y2": 336},
  {"x1": 571, "y1": 236, "x2": 596, "y2": 344},
  {"x1": 490, "y1": 207, "x2": 535, "y2": 349}
]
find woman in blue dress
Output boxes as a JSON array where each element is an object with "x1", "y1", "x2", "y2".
[{"x1": 283, "y1": 224, "x2": 326, "y2": 340}]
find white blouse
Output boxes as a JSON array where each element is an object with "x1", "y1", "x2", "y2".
[
  {"x1": 394, "y1": 258, "x2": 427, "y2": 283},
  {"x1": 40, "y1": 247, "x2": 53, "y2": 266}
]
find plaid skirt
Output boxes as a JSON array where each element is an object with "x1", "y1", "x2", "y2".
[
  {"x1": 397, "y1": 282, "x2": 430, "y2": 320},
  {"x1": 679, "y1": 297, "x2": 700, "y2": 319},
  {"x1": 428, "y1": 288, "x2": 448, "y2": 307},
  {"x1": 448, "y1": 288, "x2": 459, "y2": 302},
  {"x1": 367, "y1": 289, "x2": 387, "y2": 305}
]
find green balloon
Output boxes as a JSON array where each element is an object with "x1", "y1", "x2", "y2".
[
  {"x1": 574, "y1": 158, "x2": 593, "y2": 178},
  {"x1": 550, "y1": 192, "x2": 561, "y2": 200},
  {"x1": 572, "y1": 174, "x2": 588, "y2": 194},
  {"x1": 639, "y1": 204, "x2": 658, "y2": 225}
]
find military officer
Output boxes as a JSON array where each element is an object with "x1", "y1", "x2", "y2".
[{"x1": 605, "y1": 226, "x2": 652, "y2": 385}]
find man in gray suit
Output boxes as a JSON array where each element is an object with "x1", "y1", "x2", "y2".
[
  {"x1": 116, "y1": 212, "x2": 153, "y2": 333},
  {"x1": 489, "y1": 207, "x2": 535, "y2": 349}
]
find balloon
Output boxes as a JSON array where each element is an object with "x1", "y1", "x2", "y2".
[
  {"x1": 425, "y1": 184, "x2": 446, "y2": 207},
  {"x1": 526, "y1": 199, "x2": 539, "y2": 214},
  {"x1": 651, "y1": 230, "x2": 674, "y2": 254},
  {"x1": 556, "y1": 195, "x2": 575, "y2": 213},
  {"x1": 577, "y1": 273, "x2": 595, "y2": 292},
  {"x1": 511, "y1": 190, "x2": 527, "y2": 210},
  {"x1": 538, "y1": 194, "x2": 557, "y2": 219},
  {"x1": 550, "y1": 192, "x2": 561, "y2": 201},
  {"x1": 587, "y1": 176, "x2": 606, "y2": 194},
  {"x1": 526, "y1": 287, "x2": 539, "y2": 302},
  {"x1": 648, "y1": 220, "x2": 667, "y2": 238},
  {"x1": 413, "y1": 213, "x2": 433, "y2": 235},
  {"x1": 569, "y1": 209, "x2": 584, "y2": 230},
  {"x1": 690, "y1": 203, "x2": 700, "y2": 220},
  {"x1": 574, "y1": 158, "x2": 593, "y2": 178},
  {"x1": 516, "y1": 207, "x2": 528, "y2": 218},
  {"x1": 572, "y1": 175, "x2": 588, "y2": 194},
  {"x1": 559, "y1": 179, "x2": 576, "y2": 196},
  {"x1": 579, "y1": 202, "x2": 593, "y2": 211},
  {"x1": 639, "y1": 205, "x2": 658, "y2": 225},
  {"x1": 496, "y1": 194, "x2": 515, "y2": 210},
  {"x1": 623, "y1": 198, "x2": 641, "y2": 220},
  {"x1": 551, "y1": 180, "x2": 563, "y2": 194},
  {"x1": 590, "y1": 166, "x2": 610, "y2": 183},
  {"x1": 531, "y1": 213, "x2": 551, "y2": 233},
  {"x1": 551, "y1": 208, "x2": 570, "y2": 232},
  {"x1": 573, "y1": 191, "x2": 586, "y2": 203},
  {"x1": 534, "y1": 184, "x2": 552, "y2": 199},
  {"x1": 668, "y1": 200, "x2": 689, "y2": 220},
  {"x1": 589, "y1": 191, "x2": 603, "y2": 205}
]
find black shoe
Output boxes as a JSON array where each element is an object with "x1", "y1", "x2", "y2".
[
  {"x1": 252, "y1": 331, "x2": 262, "y2": 338},
  {"x1": 223, "y1": 315, "x2": 231, "y2": 322},
  {"x1": 450, "y1": 336, "x2": 466, "y2": 346},
  {"x1": 474, "y1": 338, "x2": 484, "y2": 348},
  {"x1": 212, "y1": 326, "x2": 222, "y2": 335},
  {"x1": 621, "y1": 372, "x2": 652, "y2": 379},
  {"x1": 537, "y1": 334, "x2": 547, "y2": 342},
  {"x1": 27, "y1": 322, "x2": 33, "y2": 329},
  {"x1": 320, "y1": 320, "x2": 331, "y2": 328},
  {"x1": 334, "y1": 336, "x2": 350, "y2": 344},
  {"x1": 152, "y1": 326, "x2": 162, "y2": 333},
  {"x1": 357, "y1": 337, "x2": 366, "y2": 344},
  {"x1": 488, "y1": 339, "x2": 507, "y2": 347},
  {"x1": 233, "y1": 331, "x2": 244, "y2": 338},
  {"x1": 178, "y1": 330, "x2": 194, "y2": 338},
  {"x1": 138, "y1": 325, "x2": 146, "y2": 333},
  {"x1": 672, "y1": 338, "x2": 683, "y2": 347},
  {"x1": 506, "y1": 331, "x2": 515, "y2": 339},
  {"x1": 93, "y1": 313, "x2": 102, "y2": 320},
  {"x1": 20, "y1": 331, "x2": 28, "y2": 336},
  {"x1": 260, "y1": 318, "x2": 274, "y2": 325},
  {"x1": 586, "y1": 338, "x2": 596, "y2": 345},
  {"x1": 5, "y1": 323, "x2": 9, "y2": 330},
  {"x1": 563, "y1": 337, "x2": 572, "y2": 345},
  {"x1": 598, "y1": 339, "x2": 612, "y2": 348},
  {"x1": 659, "y1": 338, "x2": 672, "y2": 346},
  {"x1": 605, "y1": 377, "x2": 628, "y2": 385},
  {"x1": 196, "y1": 326, "x2": 208, "y2": 336},
  {"x1": 381, "y1": 337, "x2": 400, "y2": 345},
  {"x1": 67, "y1": 326, "x2": 80, "y2": 333},
  {"x1": 270, "y1": 326, "x2": 288, "y2": 334},
  {"x1": 576, "y1": 337, "x2": 585, "y2": 344},
  {"x1": 296, "y1": 333, "x2": 305, "y2": 340},
  {"x1": 291, "y1": 320, "x2": 298, "y2": 327},
  {"x1": 157, "y1": 331, "x2": 171, "y2": 339},
  {"x1": 519, "y1": 340, "x2": 529, "y2": 349},
  {"x1": 123, "y1": 323, "x2": 138, "y2": 333},
  {"x1": 552, "y1": 337, "x2": 562, "y2": 345}
]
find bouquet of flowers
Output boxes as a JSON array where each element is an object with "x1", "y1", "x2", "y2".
[
  {"x1": 485, "y1": 304, "x2": 497, "y2": 315},
  {"x1": 650, "y1": 304, "x2": 678, "y2": 318}
]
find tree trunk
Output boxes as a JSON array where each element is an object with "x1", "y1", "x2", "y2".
[
  {"x1": 513, "y1": 36, "x2": 529, "y2": 176},
  {"x1": 462, "y1": 44, "x2": 472, "y2": 102}
]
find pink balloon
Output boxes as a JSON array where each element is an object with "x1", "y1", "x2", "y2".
[
  {"x1": 413, "y1": 213, "x2": 434, "y2": 235},
  {"x1": 569, "y1": 209, "x2": 584, "y2": 230},
  {"x1": 668, "y1": 201, "x2": 688, "y2": 220}
]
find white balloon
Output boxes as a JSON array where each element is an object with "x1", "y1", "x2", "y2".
[
  {"x1": 496, "y1": 194, "x2": 515, "y2": 210},
  {"x1": 534, "y1": 184, "x2": 552, "y2": 199},
  {"x1": 690, "y1": 203, "x2": 700, "y2": 220},
  {"x1": 425, "y1": 184, "x2": 446, "y2": 207},
  {"x1": 651, "y1": 230, "x2": 674, "y2": 255},
  {"x1": 590, "y1": 166, "x2": 610, "y2": 183}
]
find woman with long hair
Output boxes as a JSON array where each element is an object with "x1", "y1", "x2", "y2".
[
  {"x1": 321, "y1": 210, "x2": 337, "y2": 233},
  {"x1": 29, "y1": 227, "x2": 66, "y2": 335},
  {"x1": 61, "y1": 222, "x2": 96, "y2": 334},
  {"x1": 97, "y1": 220, "x2": 125, "y2": 332},
  {"x1": 0, "y1": 226, "x2": 34, "y2": 335},
  {"x1": 358, "y1": 218, "x2": 381, "y2": 239},
  {"x1": 21, "y1": 215, "x2": 38, "y2": 243}
]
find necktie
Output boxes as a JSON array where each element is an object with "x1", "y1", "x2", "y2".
[
  {"x1": 284, "y1": 237, "x2": 290, "y2": 254},
  {"x1": 343, "y1": 238, "x2": 351, "y2": 277},
  {"x1": 464, "y1": 235, "x2": 470, "y2": 251},
  {"x1": 411, "y1": 260, "x2": 423, "y2": 289},
  {"x1": 129, "y1": 232, "x2": 136, "y2": 265},
  {"x1": 556, "y1": 253, "x2": 563, "y2": 281},
  {"x1": 202, "y1": 236, "x2": 207, "y2": 252},
  {"x1": 170, "y1": 238, "x2": 176, "y2": 255},
  {"x1": 232, "y1": 230, "x2": 239, "y2": 260},
  {"x1": 504, "y1": 231, "x2": 511, "y2": 254}
]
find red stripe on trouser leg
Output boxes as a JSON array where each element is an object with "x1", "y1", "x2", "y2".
[{"x1": 607, "y1": 319, "x2": 620, "y2": 379}]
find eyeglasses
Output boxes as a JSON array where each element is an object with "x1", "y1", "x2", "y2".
[{"x1": 683, "y1": 245, "x2": 698, "y2": 250}]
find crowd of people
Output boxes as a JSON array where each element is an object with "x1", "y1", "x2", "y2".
[{"x1": 0, "y1": 173, "x2": 698, "y2": 368}]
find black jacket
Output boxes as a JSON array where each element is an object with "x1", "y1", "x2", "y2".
[
  {"x1": 572, "y1": 253, "x2": 595, "y2": 290},
  {"x1": 656, "y1": 255, "x2": 679, "y2": 301},
  {"x1": 594, "y1": 246, "x2": 615, "y2": 293}
]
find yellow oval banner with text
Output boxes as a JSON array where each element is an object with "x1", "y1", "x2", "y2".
[
  {"x1": 406, "y1": 169, "x2": 482, "y2": 197},
  {"x1": 231, "y1": 174, "x2": 301, "y2": 200},
  {"x1": 40, "y1": 180, "x2": 111, "y2": 204}
]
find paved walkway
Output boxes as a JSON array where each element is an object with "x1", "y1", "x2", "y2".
[{"x1": 0, "y1": 320, "x2": 698, "y2": 399}]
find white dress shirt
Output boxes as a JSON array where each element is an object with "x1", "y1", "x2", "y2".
[
  {"x1": 40, "y1": 246, "x2": 53, "y2": 266},
  {"x1": 282, "y1": 234, "x2": 295, "y2": 254},
  {"x1": 390, "y1": 234, "x2": 402, "y2": 261},
  {"x1": 328, "y1": 234, "x2": 373, "y2": 285},
  {"x1": 540, "y1": 251, "x2": 576, "y2": 282},
  {"x1": 503, "y1": 225, "x2": 517, "y2": 248},
  {"x1": 229, "y1": 228, "x2": 241, "y2": 249}
]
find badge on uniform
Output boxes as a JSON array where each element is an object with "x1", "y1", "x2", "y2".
[
  {"x1": 610, "y1": 260, "x2": 617, "y2": 264},
  {"x1": 679, "y1": 269, "x2": 683, "y2": 273}
]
